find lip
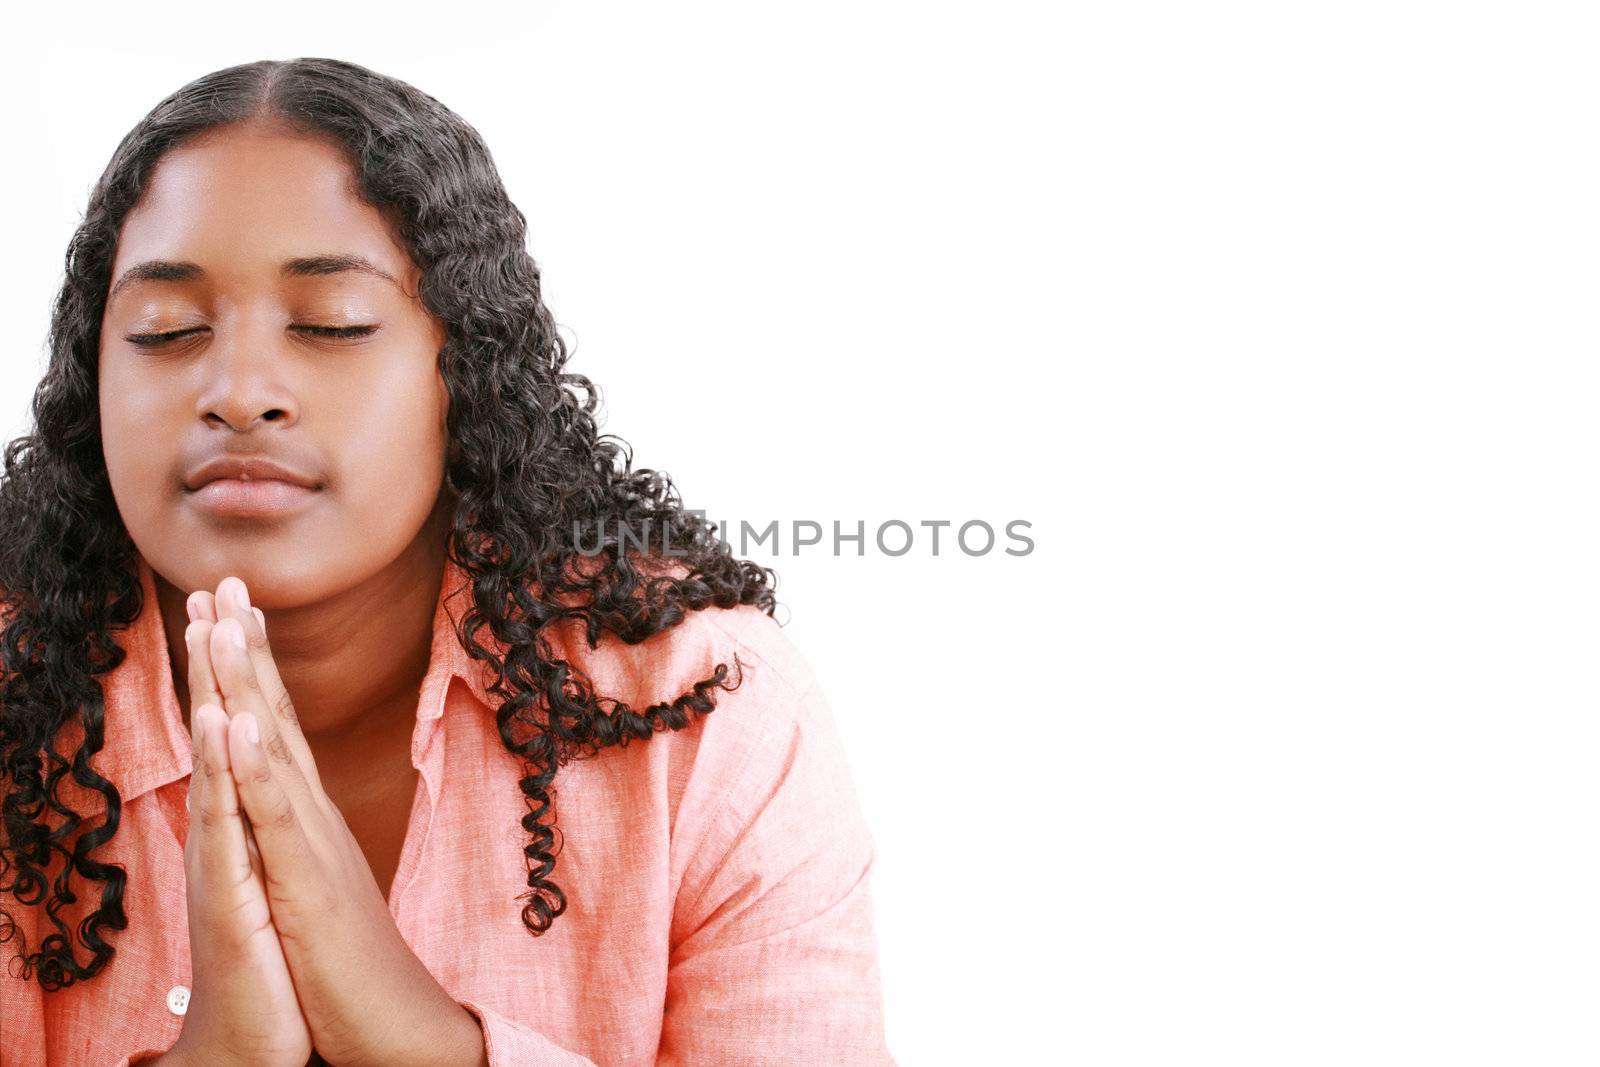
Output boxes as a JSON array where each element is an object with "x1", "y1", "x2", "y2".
[
  {"x1": 188, "y1": 478, "x2": 320, "y2": 519},
  {"x1": 184, "y1": 456, "x2": 320, "y2": 491}
]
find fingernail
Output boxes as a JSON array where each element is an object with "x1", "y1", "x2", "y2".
[
  {"x1": 244, "y1": 713, "x2": 260, "y2": 746},
  {"x1": 253, "y1": 607, "x2": 266, "y2": 631},
  {"x1": 230, "y1": 624, "x2": 246, "y2": 649},
  {"x1": 236, "y1": 581, "x2": 251, "y2": 611}
]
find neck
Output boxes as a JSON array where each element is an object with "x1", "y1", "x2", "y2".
[{"x1": 155, "y1": 510, "x2": 452, "y2": 748}]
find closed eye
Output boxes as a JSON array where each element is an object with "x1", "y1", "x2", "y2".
[
  {"x1": 124, "y1": 325, "x2": 380, "y2": 347},
  {"x1": 298, "y1": 325, "x2": 380, "y2": 340}
]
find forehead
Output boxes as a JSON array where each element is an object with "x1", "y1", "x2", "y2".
[{"x1": 110, "y1": 122, "x2": 414, "y2": 287}]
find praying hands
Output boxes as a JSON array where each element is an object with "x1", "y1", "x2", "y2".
[{"x1": 165, "y1": 576, "x2": 487, "y2": 1067}]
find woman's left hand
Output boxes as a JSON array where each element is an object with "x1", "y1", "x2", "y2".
[{"x1": 193, "y1": 576, "x2": 488, "y2": 1067}]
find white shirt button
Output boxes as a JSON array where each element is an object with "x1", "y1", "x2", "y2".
[{"x1": 166, "y1": 984, "x2": 190, "y2": 1015}]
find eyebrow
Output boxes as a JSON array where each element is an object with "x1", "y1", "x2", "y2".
[{"x1": 108, "y1": 253, "x2": 401, "y2": 300}]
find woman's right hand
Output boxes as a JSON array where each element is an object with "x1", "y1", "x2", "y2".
[{"x1": 164, "y1": 600, "x2": 314, "y2": 1067}]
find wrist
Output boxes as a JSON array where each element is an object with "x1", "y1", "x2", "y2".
[
  {"x1": 357, "y1": 997, "x2": 484, "y2": 1067},
  {"x1": 147, "y1": 1036, "x2": 209, "y2": 1067},
  {"x1": 436, "y1": 1000, "x2": 489, "y2": 1067}
]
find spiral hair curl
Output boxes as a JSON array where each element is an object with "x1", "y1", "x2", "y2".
[{"x1": 0, "y1": 58, "x2": 779, "y2": 992}]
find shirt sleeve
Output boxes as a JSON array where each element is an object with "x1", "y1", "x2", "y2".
[
  {"x1": 452, "y1": 675, "x2": 895, "y2": 1067},
  {"x1": 657, "y1": 677, "x2": 896, "y2": 1066},
  {"x1": 455, "y1": 999, "x2": 601, "y2": 1066}
]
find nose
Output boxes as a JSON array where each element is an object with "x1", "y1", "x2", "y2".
[{"x1": 193, "y1": 316, "x2": 301, "y2": 431}]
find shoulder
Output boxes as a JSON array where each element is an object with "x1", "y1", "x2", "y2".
[
  {"x1": 541, "y1": 551, "x2": 816, "y2": 719},
  {"x1": 550, "y1": 596, "x2": 818, "y2": 742},
  {"x1": 534, "y1": 558, "x2": 827, "y2": 785},
  {"x1": 695, "y1": 600, "x2": 819, "y2": 697}
]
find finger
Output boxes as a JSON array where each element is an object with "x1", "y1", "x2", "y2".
[
  {"x1": 186, "y1": 589, "x2": 217, "y2": 624},
  {"x1": 198, "y1": 614, "x2": 276, "y2": 880},
  {"x1": 185, "y1": 619, "x2": 225, "y2": 724},
  {"x1": 243, "y1": 818, "x2": 265, "y2": 884},
  {"x1": 228, "y1": 711, "x2": 319, "y2": 900},
  {"x1": 188, "y1": 704, "x2": 256, "y2": 903},
  {"x1": 186, "y1": 682, "x2": 201, "y2": 815},
  {"x1": 213, "y1": 577, "x2": 327, "y2": 800},
  {"x1": 210, "y1": 616, "x2": 319, "y2": 817}
]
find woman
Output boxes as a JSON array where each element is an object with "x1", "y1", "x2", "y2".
[{"x1": 0, "y1": 58, "x2": 893, "y2": 1066}]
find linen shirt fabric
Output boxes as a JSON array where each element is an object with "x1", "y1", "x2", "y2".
[{"x1": 0, "y1": 554, "x2": 895, "y2": 1065}]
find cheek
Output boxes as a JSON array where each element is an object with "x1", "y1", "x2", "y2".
[
  {"x1": 334, "y1": 373, "x2": 449, "y2": 513},
  {"x1": 100, "y1": 438, "x2": 172, "y2": 559},
  {"x1": 99, "y1": 366, "x2": 174, "y2": 514}
]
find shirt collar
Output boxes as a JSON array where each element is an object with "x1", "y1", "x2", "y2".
[{"x1": 90, "y1": 552, "x2": 499, "y2": 806}]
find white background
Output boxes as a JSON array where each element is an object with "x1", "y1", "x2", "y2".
[{"x1": 4, "y1": 3, "x2": 1596, "y2": 1064}]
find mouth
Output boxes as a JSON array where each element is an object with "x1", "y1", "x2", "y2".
[{"x1": 186, "y1": 478, "x2": 320, "y2": 520}]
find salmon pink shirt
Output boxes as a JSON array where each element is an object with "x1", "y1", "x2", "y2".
[{"x1": 0, "y1": 554, "x2": 895, "y2": 1065}]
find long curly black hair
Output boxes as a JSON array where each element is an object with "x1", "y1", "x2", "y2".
[{"x1": 0, "y1": 57, "x2": 779, "y2": 993}]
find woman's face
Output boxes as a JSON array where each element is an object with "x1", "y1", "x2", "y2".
[{"x1": 98, "y1": 120, "x2": 453, "y2": 606}]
